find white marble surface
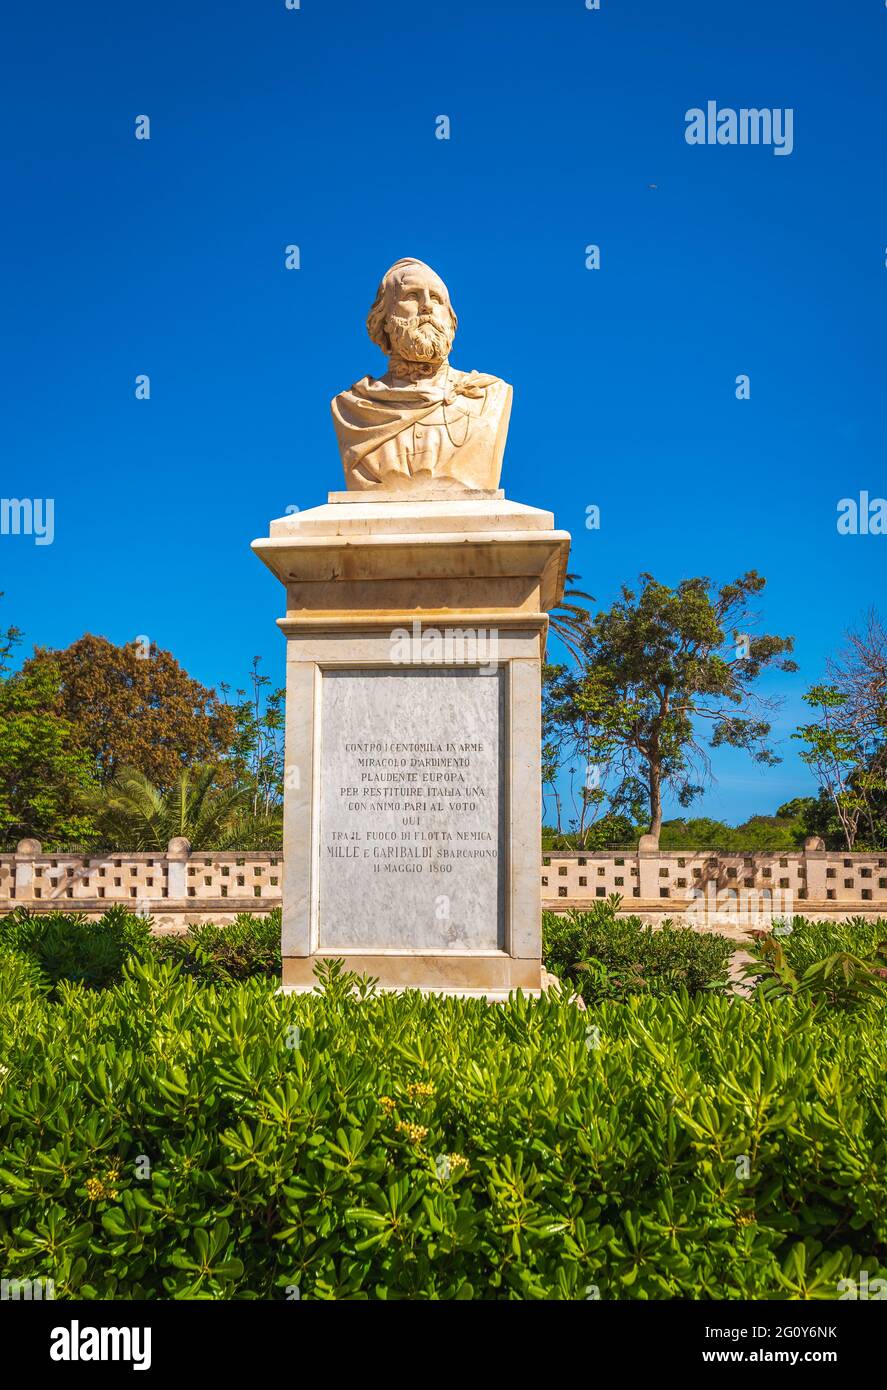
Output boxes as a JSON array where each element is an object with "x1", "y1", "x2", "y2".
[{"x1": 317, "y1": 667, "x2": 505, "y2": 950}]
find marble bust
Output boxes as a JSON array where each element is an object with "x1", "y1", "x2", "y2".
[{"x1": 331, "y1": 258, "x2": 512, "y2": 492}]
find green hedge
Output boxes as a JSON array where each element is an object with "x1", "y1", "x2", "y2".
[
  {"x1": 1, "y1": 954, "x2": 884, "y2": 1299},
  {"x1": 542, "y1": 900, "x2": 734, "y2": 1003},
  {"x1": 0, "y1": 907, "x2": 280, "y2": 991},
  {"x1": 777, "y1": 915, "x2": 885, "y2": 973},
  {"x1": 152, "y1": 912, "x2": 281, "y2": 981},
  {"x1": 0, "y1": 905, "x2": 153, "y2": 993},
  {"x1": 741, "y1": 916, "x2": 887, "y2": 1008}
]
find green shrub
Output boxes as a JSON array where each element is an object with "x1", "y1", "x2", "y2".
[
  {"x1": 543, "y1": 897, "x2": 733, "y2": 1003},
  {"x1": 778, "y1": 916, "x2": 886, "y2": 973},
  {"x1": 742, "y1": 917, "x2": 887, "y2": 1008},
  {"x1": 0, "y1": 905, "x2": 153, "y2": 994},
  {"x1": 0, "y1": 949, "x2": 49, "y2": 1002},
  {"x1": 1, "y1": 954, "x2": 884, "y2": 1300},
  {"x1": 153, "y1": 911, "x2": 281, "y2": 982},
  {"x1": 0, "y1": 907, "x2": 281, "y2": 992}
]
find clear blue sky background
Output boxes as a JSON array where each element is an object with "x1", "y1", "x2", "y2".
[{"x1": 2, "y1": 0, "x2": 884, "y2": 825}]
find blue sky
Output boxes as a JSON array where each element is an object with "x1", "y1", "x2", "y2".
[{"x1": 2, "y1": 0, "x2": 884, "y2": 824}]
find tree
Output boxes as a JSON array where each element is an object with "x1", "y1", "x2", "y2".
[
  {"x1": 90, "y1": 765, "x2": 282, "y2": 851},
  {"x1": 0, "y1": 600, "x2": 23, "y2": 677},
  {"x1": 542, "y1": 571, "x2": 596, "y2": 837},
  {"x1": 548, "y1": 573, "x2": 595, "y2": 663},
  {"x1": 0, "y1": 607, "x2": 98, "y2": 847},
  {"x1": 543, "y1": 661, "x2": 646, "y2": 846},
  {"x1": 794, "y1": 612, "x2": 887, "y2": 849},
  {"x1": 219, "y1": 657, "x2": 285, "y2": 815},
  {"x1": 24, "y1": 635, "x2": 237, "y2": 789},
  {"x1": 572, "y1": 572, "x2": 797, "y2": 845},
  {"x1": 542, "y1": 813, "x2": 637, "y2": 852},
  {"x1": 794, "y1": 685, "x2": 865, "y2": 850},
  {"x1": 542, "y1": 663, "x2": 583, "y2": 838},
  {"x1": 776, "y1": 795, "x2": 839, "y2": 846},
  {"x1": 659, "y1": 814, "x2": 803, "y2": 852}
]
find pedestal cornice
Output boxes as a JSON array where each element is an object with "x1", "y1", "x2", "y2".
[{"x1": 251, "y1": 494, "x2": 572, "y2": 643}]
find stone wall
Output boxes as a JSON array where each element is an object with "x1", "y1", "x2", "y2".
[
  {"x1": 541, "y1": 842, "x2": 887, "y2": 925},
  {"x1": 2, "y1": 838, "x2": 886, "y2": 931},
  {"x1": 2, "y1": 838, "x2": 284, "y2": 932}
]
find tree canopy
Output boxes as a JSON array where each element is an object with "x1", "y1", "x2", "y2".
[
  {"x1": 24, "y1": 635, "x2": 237, "y2": 790},
  {"x1": 89, "y1": 765, "x2": 282, "y2": 852},
  {"x1": 0, "y1": 607, "x2": 98, "y2": 847},
  {"x1": 544, "y1": 571, "x2": 797, "y2": 845},
  {"x1": 794, "y1": 611, "x2": 887, "y2": 849}
]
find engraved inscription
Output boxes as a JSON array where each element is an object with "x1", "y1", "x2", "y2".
[{"x1": 317, "y1": 668, "x2": 505, "y2": 950}]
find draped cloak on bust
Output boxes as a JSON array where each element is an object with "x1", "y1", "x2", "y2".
[{"x1": 331, "y1": 369, "x2": 505, "y2": 488}]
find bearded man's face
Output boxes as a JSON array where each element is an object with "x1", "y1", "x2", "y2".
[{"x1": 385, "y1": 272, "x2": 455, "y2": 363}]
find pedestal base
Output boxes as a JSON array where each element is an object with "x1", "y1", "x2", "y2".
[
  {"x1": 280, "y1": 986, "x2": 542, "y2": 1003},
  {"x1": 281, "y1": 950, "x2": 542, "y2": 993},
  {"x1": 253, "y1": 490, "x2": 570, "y2": 998}
]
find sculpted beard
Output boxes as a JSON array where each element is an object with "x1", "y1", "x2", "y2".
[{"x1": 387, "y1": 313, "x2": 454, "y2": 363}]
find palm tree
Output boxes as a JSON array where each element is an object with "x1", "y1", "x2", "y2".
[
  {"x1": 91, "y1": 766, "x2": 282, "y2": 851},
  {"x1": 548, "y1": 572, "x2": 594, "y2": 662}
]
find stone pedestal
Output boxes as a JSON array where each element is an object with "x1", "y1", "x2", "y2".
[{"x1": 252, "y1": 489, "x2": 570, "y2": 997}]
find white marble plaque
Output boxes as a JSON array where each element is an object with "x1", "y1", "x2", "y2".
[{"x1": 318, "y1": 667, "x2": 506, "y2": 950}]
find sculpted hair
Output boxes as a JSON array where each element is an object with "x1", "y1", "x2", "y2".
[{"x1": 366, "y1": 258, "x2": 458, "y2": 355}]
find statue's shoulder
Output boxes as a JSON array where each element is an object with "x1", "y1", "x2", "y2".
[
  {"x1": 337, "y1": 374, "x2": 376, "y2": 397},
  {"x1": 452, "y1": 368, "x2": 512, "y2": 403},
  {"x1": 331, "y1": 376, "x2": 377, "y2": 413}
]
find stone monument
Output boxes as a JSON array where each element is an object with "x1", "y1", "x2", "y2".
[{"x1": 253, "y1": 258, "x2": 570, "y2": 996}]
